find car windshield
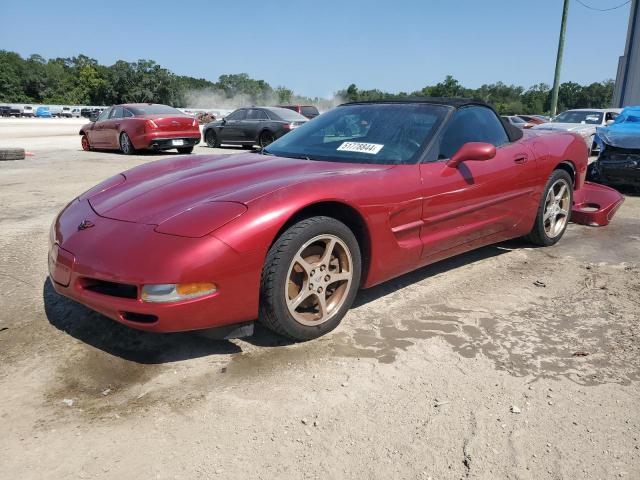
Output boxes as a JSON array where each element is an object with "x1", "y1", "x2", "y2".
[
  {"x1": 268, "y1": 107, "x2": 308, "y2": 122},
  {"x1": 127, "y1": 104, "x2": 185, "y2": 116},
  {"x1": 265, "y1": 103, "x2": 450, "y2": 165},
  {"x1": 553, "y1": 110, "x2": 603, "y2": 124}
]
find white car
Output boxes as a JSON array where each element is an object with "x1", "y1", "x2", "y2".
[
  {"x1": 70, "y1": 108, "x2": 81, "y2": 118},
  {"x1": 532, "y1": 108, "x2": 622, "y2": 155},
  {"x1": 60, "y1": 106, "x2": 73, "y2": 118},
  {"x1": 22, "y1": 105, "x2": 34, "y2": 117}
]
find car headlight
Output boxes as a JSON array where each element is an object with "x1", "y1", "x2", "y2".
[{"x1": 141, "y1": 283, "x2": 217, "y2": 303}]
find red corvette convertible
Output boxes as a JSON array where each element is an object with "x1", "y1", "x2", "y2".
[
  {"x1": 79, "y1": 103, "x2": 201, "y2": 154},
  {"x1": 51, "y1": 99, "x2": 623, "y2": 340}
]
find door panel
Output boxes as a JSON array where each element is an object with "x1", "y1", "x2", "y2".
[{"x1": 419, "y1": 144, "x2": 538, "y2": 259}]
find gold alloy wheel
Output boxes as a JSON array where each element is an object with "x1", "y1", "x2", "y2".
[
  {"x1": 285, "y1": 234, "x2": 353, "y2": 326},
  {"x1": 543, "y1": 178, "x2": 571, "y2": 238}
]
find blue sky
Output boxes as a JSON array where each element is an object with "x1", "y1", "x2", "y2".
[{"x1": 0, "y1": 0, "x2": 632, "y2": 97}]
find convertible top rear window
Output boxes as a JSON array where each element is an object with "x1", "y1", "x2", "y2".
[{"x1": 265, "y1": 103, "x2": 449, "y2": 165}]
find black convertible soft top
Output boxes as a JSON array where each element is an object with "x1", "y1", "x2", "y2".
[{"x1": 341, "y1": 97, "x2": 523, "y2": 142}]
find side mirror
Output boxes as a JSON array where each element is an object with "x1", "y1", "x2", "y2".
[
  {"x1": 447, "y1": 142, "x2": 496, "y2": 168},
  {"x1": 605, "y1": 119, "x2": 615, "y2": 126},
  {"x1": 221, "y1": 118, "x2": 227, "y2": 125}
]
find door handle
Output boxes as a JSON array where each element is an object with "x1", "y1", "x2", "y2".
[{"x1": 513, "y1": 154, "x2": 528, "y2": 163}]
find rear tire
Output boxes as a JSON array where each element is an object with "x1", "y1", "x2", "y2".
[
  {"x1": 259, "y1": 131, "x2": 275, "y2": 148},
  {"x1": 205, "y1": 130, "x2": 219, "y2": 148},
  {"x1": 177, "y1": 146, "x2": 194, "y2": 154},
  {"x1": 526, "y1": 169, "x2": 573, "y2": 246},
  {"x1": 259, "y1": 216, "x2": 361, "y2": 341},
  {"x1": 119, "y1": 132, "x2": 135, "y2": 155}
]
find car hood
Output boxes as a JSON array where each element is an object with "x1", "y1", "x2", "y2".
[
  {"x1": 87, "y1": 153, "x2": 391, "y2": 225},
  {"x1": 533, "y1": 122, "x2": 595, "y2": 133}
]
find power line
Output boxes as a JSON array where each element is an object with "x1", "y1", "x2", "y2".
[{"x1": 575, "y1": 0, "x2": 630, "y2": 12}]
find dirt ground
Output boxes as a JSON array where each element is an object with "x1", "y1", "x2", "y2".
[{"x1": 0, "y1": 118, "x2": 638, "y2": 479}]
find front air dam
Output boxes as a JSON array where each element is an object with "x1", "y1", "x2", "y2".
[{"x1": 571, "y1": 182, "x2": 625, "y2": 227}]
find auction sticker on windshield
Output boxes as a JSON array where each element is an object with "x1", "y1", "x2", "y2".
[{"x1": 337, "y1": 142, "x2": 384, "y2": 154}]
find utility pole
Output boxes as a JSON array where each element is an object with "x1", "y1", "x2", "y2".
[{"x1": 550, "y1": 0, "x2": 570, "y2": 117}]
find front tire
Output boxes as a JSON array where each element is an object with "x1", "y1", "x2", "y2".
[
  {"x1": 119, "y1": 132, "x2": 135, "y2": 155},
  {"x1": 81, "y1": 134, "x2": 91, "y2": 151},
  {"x1": 526, "y1": 169, "x2": 573, "y2": 246},
  {"x1": 205, "y1": 130, "x2": 219, "y2": 148},
  {"x1": 259, "y1": 216, "x2": 361, "y2": 340}
]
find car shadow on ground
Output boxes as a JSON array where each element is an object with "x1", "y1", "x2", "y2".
[
  {"x1": 352, "y1": 240, "x2": 518, "y2": 309},
  {"x1": 43, "y1": 278, "x2": 245, "y2": 364},
  {"x1": 43, "y1": 240, "x2": 520, "y2": 363}
]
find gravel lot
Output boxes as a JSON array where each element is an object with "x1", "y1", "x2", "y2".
[{"x1": 1, "y1": 118, "x2": 639, "y2": 479}]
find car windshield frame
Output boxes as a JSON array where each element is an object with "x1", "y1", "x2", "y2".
[
  {"x1": 264, "y1": 103, "x2": 451, "y2": 165},
  {"x1": 553, "y1": 110, "x2": 603, "y2": 125},
  {"x1": 127, "y1": 104, "x2": 185, "y2": 116}
]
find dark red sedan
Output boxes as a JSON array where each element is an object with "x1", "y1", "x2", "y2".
[
  {"x1": 52, "y1": 99, "x2": 623, "y2": 341},
  {"x1": 79, "y1": 103, "x2": 201, "y2": 154}
]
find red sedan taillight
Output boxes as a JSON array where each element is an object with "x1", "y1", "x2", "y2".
[{"x1": 145, "y1": 119, "x2": 158, "y2": 132}]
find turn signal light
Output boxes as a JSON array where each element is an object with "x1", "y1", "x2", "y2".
[
  {"x1": 141, "y1": 282, "x2": 217, "y2": 303},
  {"x1": 176, "y1": 282, "x2": 217, "y2": 296}
]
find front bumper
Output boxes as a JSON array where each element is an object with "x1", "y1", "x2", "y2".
[
  {"x1": 571, "y1": 182, "x2": 624, "y2": 227},
  {"x1": 48, "y1": 199, "x2": 261, "y2": 332}
]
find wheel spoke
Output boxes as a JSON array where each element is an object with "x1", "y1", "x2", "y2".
[
  {"x1": 545, "y1": 188, "x2": 554, "y2": 206},
  {"x1": 555, "y1": 184, "x2": 567, "y2": 201},
  {"x1": 558, "y1": 208, "x2": 568, "y2": 217},
  {"x1": 319, "y1": 238, "x2": 336, "y2": 266},
  {"x1": 294, "y1": 254, "x2": 313, "y2": 275},
  {"x1": 315, "y1": 291, "x2": 328, "y2": 319},
  {"x1": 543, "y1": 208, "x2": 553, "y2": 221},
  {"x1": 288, "y1": 288, "x2": 312, "y2": 310},
  {"x1": 328, "y1": 271, "x2": 351, "y2": 284}
]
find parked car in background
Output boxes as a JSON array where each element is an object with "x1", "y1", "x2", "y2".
[
  {"x1": 588, "y1": 106, "x2": 640, "y2": 190},
  {"x1": 35, "y1": 106, "x2": 53, "y2": 118},
  {"x1": 60, "y1": 107, "x2": 73, "y2": 118},
  {"x1": 277, "y1": 104, "x2": 320, "y2": 119},
  {"x1": 517, "y1": 114, "x2": 548, "y2": 126},
  {"x1": 79, "y1": 103, "x2": 201, "y2": 154},
  {"x1": 22, "y1": 105, "x2": 34, "y2": 117},
  {"x1": 48, "y1": 105, "x2": 62, "y2": 117},
  {"x1": 50, "y1": 98, "x2": 623, "y2": 341},
  {"x1": 70, "y1": 108, "x2": 81, "y2": 118},
  {"x1": 0, "y1": 105, "x2": 11, "y2": 117},
  {"x1": 203, "y1": 107, "x2": 308, "y2": 148},
  {"x1": 9, "y1": 106, "x2": 22, "y2": 117},
  {"x1": 502, "y1": 115, "x2": 533, "y2": 129},
  {"x1": 533, "y1": 108, "x2": 622, "y2": 155}
]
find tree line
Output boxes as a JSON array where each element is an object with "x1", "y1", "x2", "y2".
[{"x1": 0, "y1": 50, "x2": 614, "y2": 115}]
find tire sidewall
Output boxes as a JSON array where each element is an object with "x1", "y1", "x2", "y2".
[
  {"x1": 120, "y1": 132, "x2": 134, "y2": 155},
  {"x1": 532, "y1": 170, "x2": 573, "y2": 246},
  {"x1": 262, "y1": 217, "x2": 361, "y2": 340},
  {"x1": 205, "y1": 130, "x2": 218, "y2": 147}
]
